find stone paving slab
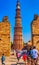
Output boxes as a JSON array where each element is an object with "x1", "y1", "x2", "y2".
[
  {"x1": 0, "y1": 52, "x2": 39, "y2": 65},
  {"x1": 0, "y1": 53, "x2": 25, "y2": 65}
]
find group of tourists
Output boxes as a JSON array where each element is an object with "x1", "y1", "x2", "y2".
[
  {"x1": 27, "y1": 46, "x2": 39, "y2": 65},
  {"x1": 16, "y1": 46, "x2": 39, "y2": 65},
  {"x1": 1, "y1": 46, "x2": 39, "y2": 65}
]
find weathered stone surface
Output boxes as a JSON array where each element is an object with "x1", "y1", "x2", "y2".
[
  {"x1": 0, "y1": 16, "x2": 10, "y2": 56},
  {"x1": 31, "y1": 14, "x2": 39, "y2": 51}
]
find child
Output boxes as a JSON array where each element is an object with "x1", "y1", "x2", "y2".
[{"x1": 1, "y1": 54, "x2": 5, "y2": 65}]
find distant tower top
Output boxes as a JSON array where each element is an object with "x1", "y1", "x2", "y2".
[
  {"x1": 15, "y1": 0, "x2": 21, "y2": 18},
  {"x1": 16, "y1": 0, "x2": 20, "y2": 9}
]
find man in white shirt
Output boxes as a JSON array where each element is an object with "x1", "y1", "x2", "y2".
[
  {"x1": 31, "y1": 46, "x2": 38, "y2": 65},
  {"x1": 31, "y1": 46, "x2": 38, "y2": 59}
]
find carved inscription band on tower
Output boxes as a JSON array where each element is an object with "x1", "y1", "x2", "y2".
[{"x1": 12, "y1": 0, "x2": 23, "y2": 50}]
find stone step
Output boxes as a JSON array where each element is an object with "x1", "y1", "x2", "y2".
[
  {"x1": 5, "y1": 59, "x2": 17, "y2": 62},
  {"x1": 0, "y1": 61, "x2": 17, "y2": 65},
  {"x1": 0, "y1": 53, "x2": 26, "y2": 65}
]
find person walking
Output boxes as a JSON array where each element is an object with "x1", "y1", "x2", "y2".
[
  {"x1": 31, "y1": 46, "x2": 38, "y2": 65},
  {"x1": 1, "y1": 54, "x2": 5, "y2": 65},
  {"x1": 22, "y1": 53, "x2": 27, "y2": 65},
  {"x1": 27, "y1": 46, "x2": 33, "y2": 65}
]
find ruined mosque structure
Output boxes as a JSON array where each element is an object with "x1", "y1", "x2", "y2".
[
  {"x1": 0, "y1": 16, "x2": 10, "y2": 56},
  {"x1": 31, "y1": 14, "x2": 39, "y2": 51}
]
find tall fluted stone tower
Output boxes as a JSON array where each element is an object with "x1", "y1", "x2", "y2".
[
  {"x1": 31, "y1": 14, "x2": 39, "y2": 51},
  {"x1": 12, "y1": 0, "x2": 23, "y2": 50},
  {"x1": 0, "y1": 16, "x2": 10, "y2": 56}
]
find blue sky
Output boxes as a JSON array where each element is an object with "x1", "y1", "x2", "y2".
[{"x1": 0, "y1": 0, "x2": 39, "y2": 43}]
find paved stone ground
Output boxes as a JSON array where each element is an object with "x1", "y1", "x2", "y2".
[
  {"x1": 0, "y1": 52, "x2": 25, "y2": 65},
  {"x1": 0, "y1": 51, "x2": 39, "y2": 65}
]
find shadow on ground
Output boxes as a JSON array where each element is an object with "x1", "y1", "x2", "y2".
[{"x1": 11, "y1": 62, "x2": 25, "y2": 65}]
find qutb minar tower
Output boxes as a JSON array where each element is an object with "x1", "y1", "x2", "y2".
[{"x1": 12, "y1": 0, "x2": 23, "y2": 50}]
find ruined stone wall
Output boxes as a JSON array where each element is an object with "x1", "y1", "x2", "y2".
[
  {"x1": 31, "y1": 15, "x2": 39, "y2": 51},
  {"x1": 0, "y1": 16, "x2": 10, "y2": 56}
]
